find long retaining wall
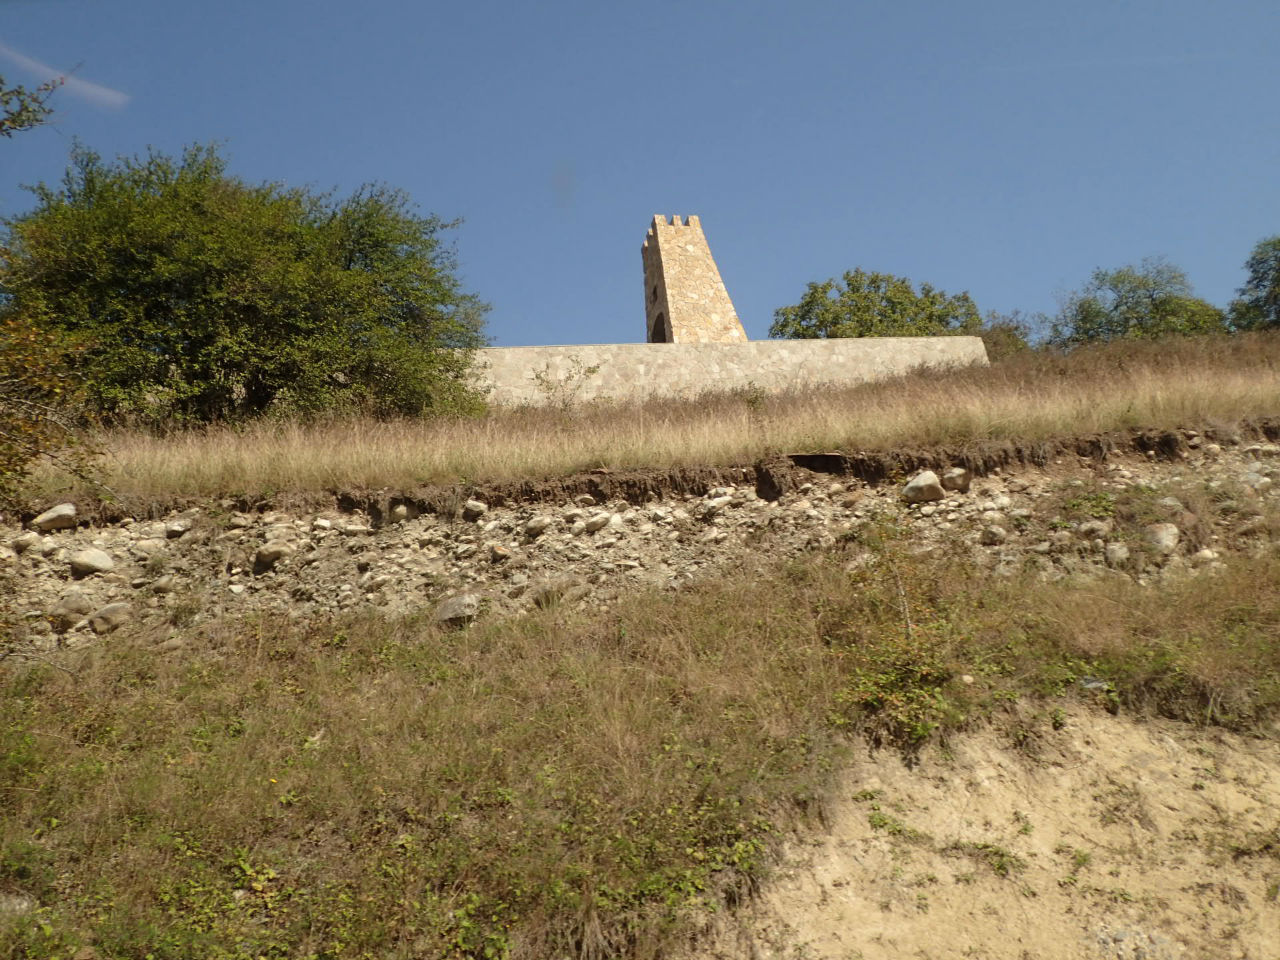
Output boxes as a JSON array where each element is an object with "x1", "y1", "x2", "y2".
[{"x1": 473, "y1": 337, "x2": 988, "y2": 406}]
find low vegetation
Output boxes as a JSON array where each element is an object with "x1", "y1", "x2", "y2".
[
  {"x1": 18, "y1": 331, "x2": 1280, "y2": 508},
  {"x1": 5, "y1": 500, "x2": 1280, "y2": 958}
]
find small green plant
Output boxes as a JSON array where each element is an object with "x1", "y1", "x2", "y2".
[
  {"x1": 1063, "y1": 491, "x2": 1116, "y2": 520},
  {"x1": 945, "y1": 841, "x2": 1026, "y2": 878},
  {"x1": 1055, "y1": 844, "x2": 1092, "y2": 886},
  {"x1": 530, "y1": 355, "x2": 602, "y2": 411}
]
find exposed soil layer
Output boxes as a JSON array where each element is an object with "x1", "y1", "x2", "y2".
[
  {"x1": 696, "y1": 707, "x2": 1280, "y2": 960},
  {"x1": 50, "y1": 420, "x2": 1280, "y2": 531}
]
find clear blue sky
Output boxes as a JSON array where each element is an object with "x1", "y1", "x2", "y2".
[{"x1": 2, "y1": 0, "x2": 1277, "y2": 345}]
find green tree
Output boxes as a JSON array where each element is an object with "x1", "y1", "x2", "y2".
[
  {"x1": 1229, "y1": 236, "x2": 1280, "y2": 330},
  {"x1": 1, "y1": 73, "x2": 60, "y2": 138},
  {"x1": 1049, "y1": 258, "x2": 1227, "y2": 346},
  {"x1": 978, "y1": 310, "x2": 1035, "y2": 362},
  {"x1": 770, "y1": 268, "x2": 981, "y2": 339},
  {"x1": 0, "y1": 315, "x2": 91, "y2": 507},
  {"x1": 1, "y1": 143, "x2": 488, "y2": 424},
  {"x1": 0, "y1": 72, "x2": 83, "y2": 508}
]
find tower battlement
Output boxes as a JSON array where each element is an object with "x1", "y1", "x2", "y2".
[{"x1": 641, "y1": 215, "x2": 747, "y2": 343}]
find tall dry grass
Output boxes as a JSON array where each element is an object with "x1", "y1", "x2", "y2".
[{"x1": 30, "y1": 333, "x2": 1280, "y2": 502}]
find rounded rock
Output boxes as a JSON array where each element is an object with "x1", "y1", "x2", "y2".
[
  {"x1": 1144, "y1": 523, "x2": 1181, "y2": 556},
  {"x1": 941, "y1": 467, "x2": 972, "y2": 494},
  {"x1": 583, "y1": 512, "x2": 611, "y2": 533},
  {"x1": 89, "y1": 602, "x2": 133, "y2": 635},
  {"x1": 31, "y1": 503, "x2": 77, "y2": 532},
  {"x1": 254, "y1": 541, "x2": 295, "y2": 573},
  {"x1": 979, "y1": 525, "x2": 1007, "y2": 546},
  {"x1": 433, "y1": 593, "x2": 481, "y2": 626},
  {"x1": 69, "y1": 548, "x2": 115, "y2": 578},
  {"x1": 524, "y1": 516, "x2": 553, "y2": 538}
]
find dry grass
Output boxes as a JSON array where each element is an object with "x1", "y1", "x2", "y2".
[
  {"x1": 5, "y1": 519, "x2": 1280, "y2": 958},
  {"x1": 26, "y1": 333, "x2": 1280, "y2": 504}
]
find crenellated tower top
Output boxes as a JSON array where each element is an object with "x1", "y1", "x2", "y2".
[{"x1": 641, "y1": 215, "x2": 747, "y2": 343}]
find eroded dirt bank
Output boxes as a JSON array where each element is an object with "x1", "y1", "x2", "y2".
[{"x1": 699, "y1": 708, "x2": 1280, "y2": 960}]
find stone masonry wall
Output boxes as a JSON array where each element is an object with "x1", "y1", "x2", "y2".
[
  {"x1": 642, "y1": 215, "x2": 748, "y2": 344},
  {"x1": 473, "y1": 336, "x2": 988, "y2": 406}
]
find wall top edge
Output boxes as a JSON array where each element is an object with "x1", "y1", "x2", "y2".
[{"x1": 478, "y1": 337, "x2": 987, "y2": 352}]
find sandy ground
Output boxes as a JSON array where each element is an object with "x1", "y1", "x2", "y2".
[{"x1": 699, "y1": 708, "x2": 1280, "y2": 960}]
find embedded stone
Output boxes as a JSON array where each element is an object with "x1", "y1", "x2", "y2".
[
  {"x1": 32, "y1": 503, "x2": 77, "y2": 532},
  {"x1": 462, "y1": 499, "x2": 488, "y2": 521},
  {"x1": 901, "y1": 471, "x2": 945, "y2": 504},
  {"x1": 47, "y1": 591, "x2": 94, "y2": 631},
  {"x1": 254, "y1": 541, "x2": 295, "y2": 573},
  {"x1": 524, "y1": 516, "x2": 553, "y2": 538},
  {"x1": 11, "y1": 531, "x2": 39, "y2": 554},
  {"x1": 941, "y1": 467, "x2": 971, "y2": 493},
  {"x1": 1144, "y1": 523, "x2": 1181, "y2": 556},
  {"x1": 1077, "y1": 519, "x2": 1112, "y2": 539},
  {"x1": 89, "y1": 602, "x2": 133, "y2": 635},
  {"x1": 702, "y1": 496, "x2": 734, "y2": 518},
  {"x1": 69, "y1": 548, "x2": 115, "y2": 578},
  {"x1": 433, "y1": 594, "x2": 480, "y2": 626},
  {"x1": 978, "y1": 525, "x2": 1007, "y2": 546},
  {"x1": 529, "y1": 576, "x2": 590, "y2": 609},
  {"x1": 1105, "y1": 543, "x2": 1130, "y2": 566},
  {"x1": 132, "y1": 538, "x2": 168, "y2": 557}
]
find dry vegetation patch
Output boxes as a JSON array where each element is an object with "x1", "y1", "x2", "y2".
[{"x1": 23, "y1": 333, "x2": 1280, "y2": 506}]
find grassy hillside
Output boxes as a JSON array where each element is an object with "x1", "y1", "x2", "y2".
[
  {"x1": 4, "y1": 334, "x2": 1280, "y2": 959},
  {"x1": 5, "y1": 485, "x2": 1280, "y2": 958}
]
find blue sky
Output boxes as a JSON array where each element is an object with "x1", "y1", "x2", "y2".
[{"x1": 2, "y1": 0, "x2": 1277, "y2": 346}]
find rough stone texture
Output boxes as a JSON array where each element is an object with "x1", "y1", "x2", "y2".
[
  {"x1": 941, "y1": 467, "x2": 972, "y2": 493},
  {"x1": 474, "y1": 338, "x2": 989, "y2": 407},
  {"x1": 69, "y1": 548, "x2": 115, "y2": 578},
  {"x1": 641, "y1": 215, "x2": 746, "y2": 344},
  {"x1": 31, "y1": 503, "x2": 77, "y2": 532},
  {"x1": 11, "y1": 531, "x2": 39, "y2": 554},
  {"x1": 47, "y1": 591, "x2": 94, "y2": 632},
  {"x1": 979, "y1": 525, "x2": 1007, "y2": 546},
  {"x1": 254, "y1": 541, "x2": 295, "y2": 574},
  {"x1": 89, "y1": 602, "x2": 132, "y2": 635},
  {"x1": 1145, "y1": 522, "x2": 1181, "y2": 556},
  {"x1": 3, "y1": 433, "x2": 1276, "y2": 647},
  {"x1": 902, "y1": 471, "x2": 945, "y2": 504},
  {"x1": 434, "y1": 594, "x2": 480, "y2": 626}
]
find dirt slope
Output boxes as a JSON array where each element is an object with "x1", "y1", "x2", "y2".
[{"x1": 700, "y1": 708, "x2": 1280, "y2": 960}]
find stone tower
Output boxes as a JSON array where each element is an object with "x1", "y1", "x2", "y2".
[{"x1": 641, "y1": 215, "x2": 748, "y2": 343}]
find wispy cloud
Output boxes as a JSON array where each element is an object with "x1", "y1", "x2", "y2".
[{"x1": 0, "y1": 39, "x2": 130, "y2": 109}]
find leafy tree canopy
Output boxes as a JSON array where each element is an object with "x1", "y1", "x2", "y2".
[
  {"x1": 1, "y1": 73, "x2": 60, "y2": 138},
  {"x1": 1, "y1": 143, "x2": 488, "y2": 424},
  {"x1": 0, "y1": 314, "x2": 91, "y2": 507},
  {"x1": 1230, "y1": 235, "x2": 1280, "y2": 331},
  {"x1": 1048, "y1": 258, "x2": 1227, "y2": 346},
  {"x1": 770, "y1": 268, "x2": 981, "y2": 339}
]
